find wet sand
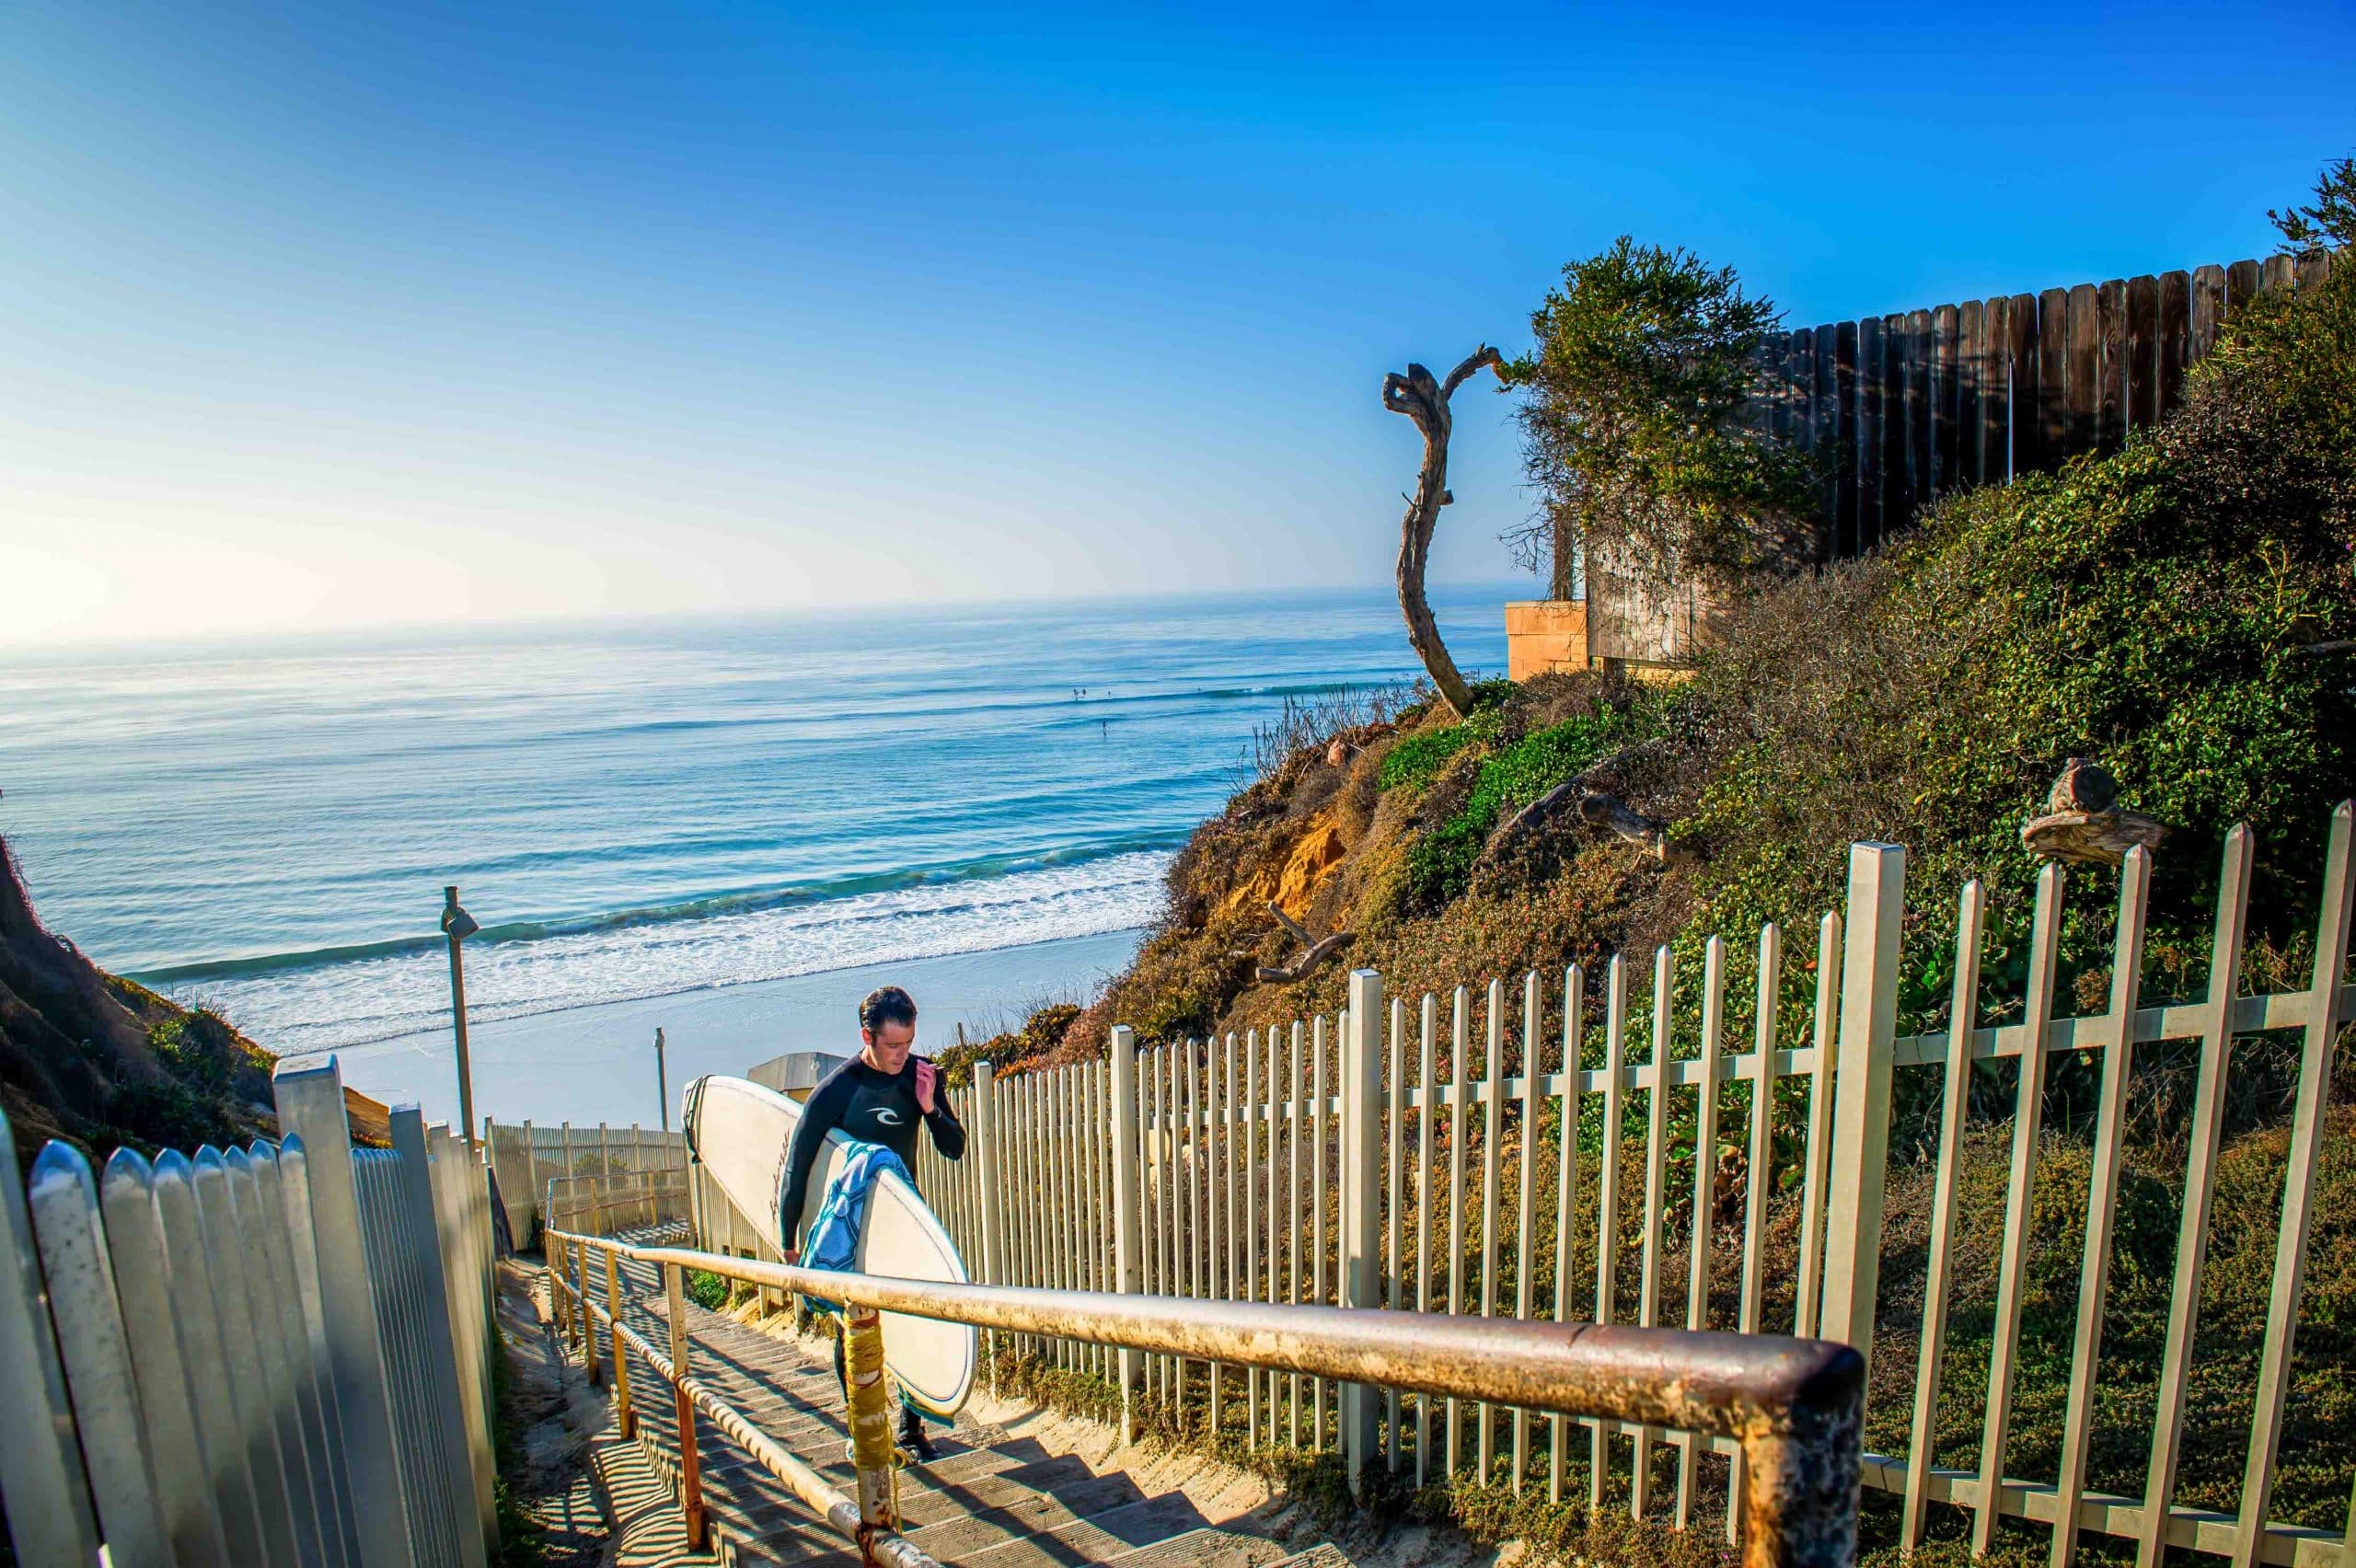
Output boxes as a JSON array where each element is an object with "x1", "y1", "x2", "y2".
[{"x1": 317, "y1": 928, "x2": 1145, "y2": 1128}]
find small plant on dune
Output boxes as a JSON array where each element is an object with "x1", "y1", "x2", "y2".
[{"x1": 1402, "y1": 701, "x2": 1659, "y2": 910}]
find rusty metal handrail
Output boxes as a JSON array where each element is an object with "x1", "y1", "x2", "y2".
[
  {"x1": 547, "y1": 1223, "x2": 1863, "y2": 1568},
  {"x1": 542, "y1": 1220, "x2": 941, "y2": 1568}
]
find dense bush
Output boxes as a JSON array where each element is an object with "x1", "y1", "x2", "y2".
[
  {"x1": 1506, "y1": 236, "x2": 1818, "y2": 598},
  {"x1": 1676, "y1": 236, "x2": 2356, "y2": 1009},
  {"x1": 1379, "y1": 724, "x2": 1472, "y2": 792}
]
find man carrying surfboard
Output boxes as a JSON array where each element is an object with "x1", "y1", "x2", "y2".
[{"x1": 779, "y1": 984, "x2": 965, "y2": 1461}]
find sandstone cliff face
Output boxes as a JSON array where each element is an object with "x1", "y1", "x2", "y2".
[{"x1": 1, "y1": 834, "x2": 278, "y2": 1167}]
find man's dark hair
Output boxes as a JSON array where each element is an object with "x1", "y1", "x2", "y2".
[{"x1": 860, "y1": 985, "x2": 918, "y2": 1032}]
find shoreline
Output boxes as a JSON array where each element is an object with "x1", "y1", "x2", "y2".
[{"x1": 322, "y1": 926, "x2": 1146, "y2": 1128}]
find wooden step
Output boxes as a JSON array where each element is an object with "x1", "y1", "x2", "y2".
[
  {"x1": 1261, "y1": 1546, "x2": 1354, "y2": 1568},
  {"x1": 1107, "y1": 1528, "x2": 1296, "y2": 1568}
]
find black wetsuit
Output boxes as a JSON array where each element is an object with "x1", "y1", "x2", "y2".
[
  {"x1": 778, "y1": 1053, "x2": 965, "y2": 1251},
  {"x1": 777, "y1": 1052, "x2": 964, "y2": 1448}
]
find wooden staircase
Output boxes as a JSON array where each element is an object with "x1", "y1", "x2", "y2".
[{"x1": 570, "y1": 1245, "x2": 1320, "y2": 1568}]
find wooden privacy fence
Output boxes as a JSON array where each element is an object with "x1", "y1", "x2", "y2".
[
  {"x1": 0, "y1": 1055, "x2": 501, "y2": 1568},
  {"x1": 484, "y1": 1116, "x2": 687, "y2": 1247},
  {"x1": 902, "y1": 803, "x2": 2355, "y2": 1568},
  {"x1": 1754, "y1": 250, "x2": 2336, "y2": 562},
  {"x1": 1593, "y1": 248, "x2": 2339, "y2": 663}
]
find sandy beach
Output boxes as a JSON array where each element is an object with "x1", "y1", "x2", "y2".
[{"x1": 318, "y1": 927, "x2": 1146, "y2": 1128}]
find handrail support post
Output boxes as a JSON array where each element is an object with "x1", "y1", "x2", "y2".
[{"x1": 665, "y1": 1260, "x2": 707, "y2": 1550}]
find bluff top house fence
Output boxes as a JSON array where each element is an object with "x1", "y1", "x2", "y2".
[
  {"x1": 483, "y1": 1117, "x2": 687, "y2": 1248},
  {"x1": 1587, "y1": 248, "x2": 2338, "y2": 664},
  {"x1": 0, "y1": 1056, "x2": 498, "y2": 1568},
  {"x1": 882, "y1": 803, "x2": 2355, "y2": 1568}
]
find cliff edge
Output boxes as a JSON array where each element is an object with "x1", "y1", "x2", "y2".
[{"x1": 0, "y1": 832, "x2": 279, "y2": 1166}]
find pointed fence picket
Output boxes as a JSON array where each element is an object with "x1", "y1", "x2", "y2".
[
  {"x1": 878, "y1": 804, "x2": 2356, "y2": 1568},
  {"x1": 0, "y1": 1055, "x2": 502, "y2": 1568}
]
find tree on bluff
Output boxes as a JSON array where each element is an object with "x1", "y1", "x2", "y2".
[{"x1": 1505, "y1": 236, "x2": 1816, "y2": 602}]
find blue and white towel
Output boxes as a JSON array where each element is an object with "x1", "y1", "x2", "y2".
[{"x1": 793, "y1": 1140, "x2": 911, "y2": 1314}]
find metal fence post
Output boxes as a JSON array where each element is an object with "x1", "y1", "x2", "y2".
[
  {"x1": 1108, "y1": 1026, "x2": 1144, "y2": 1444},
  {"x1": 1819, "y1": 841, "x2": 1905, "y2": 1384},
  {"x1": 392, "y1": 1108, "x2": 495, "y2": 1567},
  {"x1": 665, "y1": 1261, "x2": 708, "y2": 1550},
  {"x1": 1340, "y1": 970, "x2": 1385, "y2": 1491},
  {"x1": 272, "y1": 1058, "x2": 416, "y2": 1568},
  {"x1": 0, "y1": 1110, "x2": 104, "y2": 1566}
]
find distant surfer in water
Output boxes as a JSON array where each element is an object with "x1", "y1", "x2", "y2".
[{"x1": 780, "y1": 983, "x2": 965, "y2": 1461}]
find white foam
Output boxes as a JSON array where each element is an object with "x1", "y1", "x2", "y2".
[{"x1": 179, "y1": 850, "x2": 1172, "y2": 1053}]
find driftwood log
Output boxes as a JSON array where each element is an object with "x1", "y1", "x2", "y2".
[
  {"x1": 1256, "y1": 903, "x2": 1354, "y2": 984},
  {"x1": 1487, "y1": 739, "x2": 1692, "y2": 866},
  {"x1": 1383, "y1": 346, "x2": 1504, "y2": 720},
  {"x1": 2021, "y1": 757, "x2": 2168, "y2": 865}
]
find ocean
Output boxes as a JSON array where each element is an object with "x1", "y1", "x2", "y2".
[{"x1": 0, "y1": 586, "x2": 1508, "y2": 1122}]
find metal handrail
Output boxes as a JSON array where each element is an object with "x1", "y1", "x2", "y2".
[{"x1": 546, "y1": 1221, "x2": 1863, "y2": 1568}]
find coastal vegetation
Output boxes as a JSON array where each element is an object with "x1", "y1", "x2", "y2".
[
  {"x1": 1, "y1": 832, "x2": 280, "y2": 1166},
  {"x1": 956, "y1": 157, "x2": 2356, "y2": 1086},
  {"x1": 1505, "y1": 236, "x2": 1819, "y2": 598}
]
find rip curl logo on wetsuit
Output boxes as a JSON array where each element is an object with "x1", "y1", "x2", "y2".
[{"x1": 872, "y1": 1108, "x2": 905, "y2": 1126}]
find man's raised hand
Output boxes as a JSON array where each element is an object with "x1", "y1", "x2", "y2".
[{"x1": 914, "y1": 1058, "x2": 937, "y2": 1114}]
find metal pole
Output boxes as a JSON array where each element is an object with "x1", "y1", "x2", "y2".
[
  {"x1": 444, "y1": 886, "x2": 479, "y2": 1153},
  {"x1": 655, "y1": 1028, "x2": 670, "y2": 1133},
  {"x1": 1340, "y1": 970, "x2": 1384, "y2": 1491}
]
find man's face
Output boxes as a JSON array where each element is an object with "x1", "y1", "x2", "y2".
[{"x1": 861, "y1": 1019, "x2": 916, "y2": 1073}]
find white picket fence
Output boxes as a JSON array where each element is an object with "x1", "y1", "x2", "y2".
[
  {"x1": 907, "y1": 805, "x2": 2356, "y2": 1568},
  {"x1": 483, "y1": 1117, "x2": 687, "y2": 1247},
  {"x1": 0, "y1": 1055, "x2": 499, "y2": 1568}
]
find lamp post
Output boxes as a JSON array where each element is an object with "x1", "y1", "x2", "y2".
[
  {"x1": 655, "y1": 1027, "x2": 670, "y2": 1133},
  {"x1": 441, "y1": 885, "x2": 481, "y2": 1151}
]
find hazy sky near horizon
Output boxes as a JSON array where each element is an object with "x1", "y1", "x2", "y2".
[{"x1": 5, "y1": 3, "x2": 2350, "y2": 647}]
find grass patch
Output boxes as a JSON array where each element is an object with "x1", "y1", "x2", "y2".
[
  {"x1": 686, "y1": 1268, "x2": 730, "y2": 1310},
  {"x1": 488, "y1": 1323, "x2": 551, "y2": 1566},
  {"x1": 1404, "y1": 703, "x2": 1653, "y2": 908}
]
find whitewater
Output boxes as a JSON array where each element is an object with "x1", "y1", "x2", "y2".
[{"x1": 0, "y1": 586, "x2": 1508, "y2": 1058}]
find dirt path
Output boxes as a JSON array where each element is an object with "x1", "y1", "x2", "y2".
[{"x1": 495, "y1": 1258, "x2": 614, "y2": 1565}]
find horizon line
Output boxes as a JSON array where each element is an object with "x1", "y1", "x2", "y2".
[{"x1": 0, "y1": 573, "x2": 1542, "y2": 663}]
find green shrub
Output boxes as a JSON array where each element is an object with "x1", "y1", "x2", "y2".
[
  {"x1": 1680, "y1": 236, "x2": 2356, "y2": 993},
  {"x1": 1506, "y1": 236, "x2": 1817, "y2": 598},
  {"x1": 1404, "y1": 705, "x2": 1651, "y2": 908},
  {"x1": 686, "y1": 1269, "x2": 729, "y2": 1310},
  {"x1": 1380, "y1": 725, "x2": 1473, "y2": 792}
]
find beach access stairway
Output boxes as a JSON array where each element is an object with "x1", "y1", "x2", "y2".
[{"x1": 560, "y1": 1232, "x2": 1313, "y2": 1568}]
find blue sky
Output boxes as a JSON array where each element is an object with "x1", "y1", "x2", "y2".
[{"x1": 5, "y1": 2, "x2": 2349, "y2": 644}]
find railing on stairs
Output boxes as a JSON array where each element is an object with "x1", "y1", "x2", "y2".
[{"x1": 544, "y1": 1180, "x2": 1865, "y2": 1568}]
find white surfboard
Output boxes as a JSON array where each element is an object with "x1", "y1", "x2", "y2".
[{"x1": 684, "y1": 1073, "x2": 976, "y2": 1419}]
